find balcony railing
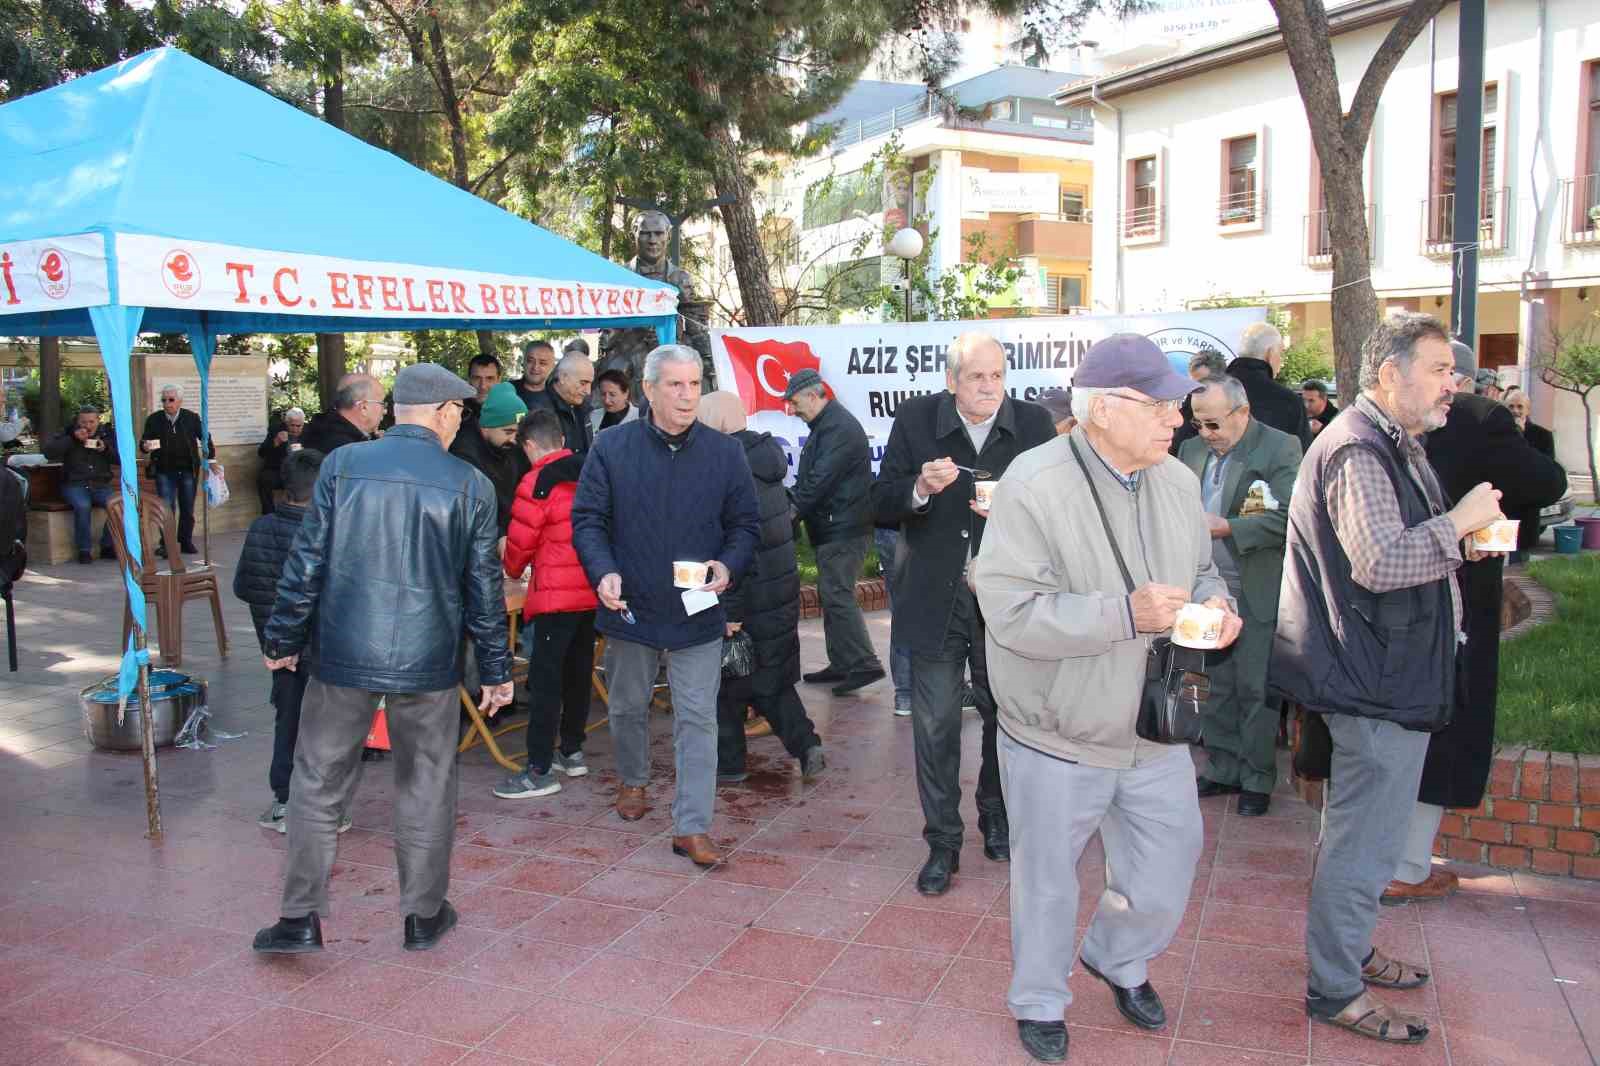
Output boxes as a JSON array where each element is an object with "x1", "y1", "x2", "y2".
[
  {"x1": 1303, "y1": 205, "x2": 1376, "y2": 267},
  {"x1": 1122, "y1": 203, "x2": 1163, "y2": 241},
  {"x1": 1421, "y1": 187, "x2": 1509, "y2": 257},
  {"x1": 1560, "y1": 174, "x2": 1600, "y2": 246},
  {"x1": 1217, "y1": 188, "x2": 1264, "y2": 227}
]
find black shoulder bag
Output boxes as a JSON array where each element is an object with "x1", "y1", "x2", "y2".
[{"x1": 1068, "y1": 438, "x2": 1208, "y2": 746}]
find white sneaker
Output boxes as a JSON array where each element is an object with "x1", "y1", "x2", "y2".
[
  {"x1": 553, "y1": 751, "x2": 589, "y2": 777},
  {"x1": 258, "y1": 801, "x2": 287, "y2": 831},
  {"x1": 893, "y1": 703, "x2": 912, "y2": 718}
]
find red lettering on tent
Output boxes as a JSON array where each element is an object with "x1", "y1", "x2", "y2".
[
  {"x1": 556, "y1": 288, "x2": 575, "y2": 316},
  {"x1": 401, "y1": 278, "x2": 428, "y2": 312},
  {"x1": 225, "y1": 262, "x2": 255, "y2": 304},
  {"x1": 449, "y1": 281, "x2": 470, "y2": 313},
  {"x1": 500, "y1": 285, "x2": 520, "y2": 315},
  {"x1": 606, "y1": 289, "x2": 619, "y2": 314},
  {"x1": 272, "y1": 267, "x2": 301, "y2": 307},
  {"x1": 353, "y1": 274, "x2": 375, "y2": 310},
  {"x1": 518, "y1": 286, "x2": 533, "y2": 314},
  {"x1": 378, "y1": 276, "x2": 403, "y2": 311},
  {"x1": 538, "y1": 287, "x2": 555, "y2": 315},
  {"x1": 329, "y1": 272, "x2": 353, "y2": 310},
  {"x1": 1, "y1": 252, "x2": 20, "y2": 305},
  {"x1": 427, "y1": 280, "x2": 448, "y2": 313},
  {"x1": 479, "y1": 284, "x2": 500, "y2": 314}
]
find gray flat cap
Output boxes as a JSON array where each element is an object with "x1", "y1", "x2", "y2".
[
  {"x1": 393, "y1": 363, "x2": 476, "y2": 405},
  {"x1": 1449, "y1": 340, "x2": 1476, "y2": 379},
  {"x1": 782, "y1": 367, "x2": 825, "y2": 401}
]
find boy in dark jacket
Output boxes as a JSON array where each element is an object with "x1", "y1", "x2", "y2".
[
  {"x1": 233, "y1": 448, "x2": 348, "y2": 833},
  {"x1": 494, "y1": 411, "x2": 598, "y2": 799}
]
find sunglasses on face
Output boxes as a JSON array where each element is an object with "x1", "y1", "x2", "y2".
[{"x1": 1191, "y1": 405, "x2": 1243, "y2": 433}]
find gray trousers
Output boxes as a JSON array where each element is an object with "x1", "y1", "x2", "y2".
[
  {"x1": 1394, "y1": 801, "x2": 1446, "y2": 884},
  {"x1": 1199, "y1": 615, "x2": 1277, "y2": 794},
  {"x1": 607, "y1": 636, "x2": 721, "y2": 836},
  {"x1": 1307, "y1": 714, "x2": 1430, "y2": 1001},
  {"x1": 282, "y1": 679, "x2": 458, "y2": 920},
  {"x1": 1000, "y1": 730, "x2": 1202, "y2": 1021},
  {"x1": 815, "y1": 535, "x2": 880, "y2": 673}
]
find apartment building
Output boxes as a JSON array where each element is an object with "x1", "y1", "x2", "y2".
[
  {"x1": 1058, "y1": 0, "x2": 1600, "y2": 480},
  {"x1": 688, "y1": 66, "x2": 1096, "y2": 325}
]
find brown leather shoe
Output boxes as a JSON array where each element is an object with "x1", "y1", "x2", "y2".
[
  {"x1": 744, "y1": 715, "x2": 772, "y2": 739},
  {"x1": 1380, "y1": 869, "x2": 1459, "y2": 906},
  {"x1": 615, "y1": 785, "x2": 648, "y2": 821},
  {"x1": 671, "y1": 833, "x2": 724, "y2": 867}
]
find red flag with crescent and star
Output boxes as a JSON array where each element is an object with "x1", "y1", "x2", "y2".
[{"x1": 721, "y1": 336, "x2": 821, "y2": 414}]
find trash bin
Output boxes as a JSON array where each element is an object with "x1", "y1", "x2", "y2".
[
  {"x1": 1577, "y1": 516, "x2": 1600, "y2": 550},
  {"x1": 1554, "y1": 524, "x2": 1584, "y2": 554}
]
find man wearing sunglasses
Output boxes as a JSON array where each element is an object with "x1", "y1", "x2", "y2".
[{"x1": 1177, "y1": 374, "x2": 1301, "y2": 817}]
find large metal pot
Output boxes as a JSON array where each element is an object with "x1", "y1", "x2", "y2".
[{"x1": 80, "y1": 670, "x2": 207, "y2": 751}]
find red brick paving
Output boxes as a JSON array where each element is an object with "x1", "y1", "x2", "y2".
[{"x1": 1, "y1": 542, "x2": 1597, "y2": 1064}]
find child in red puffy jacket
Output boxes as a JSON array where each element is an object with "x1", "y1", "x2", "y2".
[{"x1": 494, "y1": 411, "x2": 598, "y2": 800}]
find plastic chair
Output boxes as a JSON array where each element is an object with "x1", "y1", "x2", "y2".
[{"x1": 106, "y1": 494, "x2": 228, "y2": 667}]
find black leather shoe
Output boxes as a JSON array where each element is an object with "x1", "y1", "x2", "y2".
[
  {"x1": 803, "y1": 666, "x2": 849, "y2": 684},
  {"x1": 403, "y1": 900, "x2": 458, "y2": 951},
  {"x1": 180, "y1": 542, "x2": 199, "y2": 555},
  {"x1": 915, "y1": 848, "x2": 960, "y2": 896},
  {"x1": 1016, "y1": 1020, "x2": 1067, "y2": 1063},
  {"x1": 831, "y1": 666, "x2": 886, "y2": 696},
  {"x1": 99, "y1": 546, "x2": 117, "y2": 561},
  {"x1": 252, "y1": 913, "x2": 323, "y2": 954},
  {"x1": 979, "y1": 811, "x2": 1010, "y2": 862},
  {"x1": 1079, "y1": 958, "x2": 1166, "y2": 1030},
  {"x1": 1236, "y1": 790, "x2": 1271, "y2": 817},
  {"x1": 1196, "y1": 777, "x2": 1241, "y2": 798}
]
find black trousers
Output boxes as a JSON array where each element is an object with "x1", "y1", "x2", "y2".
[
  {"x1": 520, "y1": 610, "x2": 595, "y2": 774},
  {"x1": 911, "y1": 582, "x2": 1002, "y2": 852},
  {"x1": 269, "y1": 665, "x2": 310, "y2": 803},
  {"x1": 717, "y1": 676, "x2": 821, "y2": 773},
  {"x1": 257, "y1": 467, "x2": 282, "y2": 516}
]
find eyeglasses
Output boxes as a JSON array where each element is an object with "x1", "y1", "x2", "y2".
[
  {"x1": 1191, "y1": 405, "x2": 1244, "y2": 433},
  {"x1": 1109, "y1": 392, "x2": 1182, "y2": 413},
  {"x1": 436, "y1": 400, "x2": 464, "y2": 413}
]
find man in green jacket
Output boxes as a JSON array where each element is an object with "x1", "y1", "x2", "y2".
[{"x1": 1179, "y1": 373, "x2": 1302, "y2": 816}]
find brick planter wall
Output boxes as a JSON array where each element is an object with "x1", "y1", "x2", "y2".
[
  {"x1": 798, "y1": 578, "x2": 887, "y2": 620},
  {"x1": 1436, "y1": 748, "x2": 1600, "y2": 880}
]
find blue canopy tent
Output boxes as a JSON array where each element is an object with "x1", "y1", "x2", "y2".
[{"x1": 0, "y1": 48, "x2": 678, "y2": 835}]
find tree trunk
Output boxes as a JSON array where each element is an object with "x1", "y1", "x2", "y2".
[
  {"x1": 1320, "y1": 161, "x2": 1378, "y2": 399},
  {"x1": 1584, "y1": 393, "x2": 1599, "y2": 496},
  {"x1": 37, "y1": 335, "x2": 61, "y2": 437},
  {"x1": 706, "y1": 122, "x2": 780, "y2": 327}
]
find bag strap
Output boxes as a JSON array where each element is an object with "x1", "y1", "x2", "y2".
[{"x1": 1068, "y1": 436, "x2": 1136, "y2": 595}]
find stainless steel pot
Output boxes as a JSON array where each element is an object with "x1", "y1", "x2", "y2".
[{"x1": 80, "y1": 670, "x2": 207, "y2": 751}]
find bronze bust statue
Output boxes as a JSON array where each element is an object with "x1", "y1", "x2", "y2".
[{"x1": 600, "y1": 210, "x2": 714, "y2": 388}]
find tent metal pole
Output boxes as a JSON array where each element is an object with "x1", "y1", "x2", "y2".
[{"x1": 136, "y1": 643, "x2": 161, "y2": 840}]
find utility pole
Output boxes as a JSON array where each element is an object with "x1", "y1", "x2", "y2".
[{"x1": 1449, "y1": 0, "x2": 1486, "y2": 348}]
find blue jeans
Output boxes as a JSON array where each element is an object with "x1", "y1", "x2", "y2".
[
  {"x1": 154, "y1": 470, "x2": 197, "y2": 547},
  {"x1": 874, "y1": 527, "x2": 913, "y2": 709},
  {"x1": 61, "y1": 483, "x2": 115, "y2": 553}
]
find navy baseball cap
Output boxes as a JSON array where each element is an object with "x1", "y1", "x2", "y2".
[{"x1": 1074, "y1": 334, "x2": 1203, "y2": 401}]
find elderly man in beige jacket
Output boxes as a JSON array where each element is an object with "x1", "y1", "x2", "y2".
[{"x1": 972, "y1": 334, "x2": 1241, "y2": 1064}]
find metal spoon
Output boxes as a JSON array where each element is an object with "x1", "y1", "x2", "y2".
[{"x1": 955, "y1": 465, "x2": 993, "y2": 479}]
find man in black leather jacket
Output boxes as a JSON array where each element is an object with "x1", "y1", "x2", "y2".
[
  {"x1": 785, "y1": 368, "x2": 883, "y2": 696},
  {"x1": 253, "y1": 363, "x2": 513, "y2": 958}
]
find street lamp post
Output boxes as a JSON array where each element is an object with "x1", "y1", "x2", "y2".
[{"x1": 886, "y1": 227, "x2": 924, "y2": 322}]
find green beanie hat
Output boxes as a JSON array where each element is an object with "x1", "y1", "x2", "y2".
[{"x1": 478, "y1": 382, "x2": 527, "y2": 428}]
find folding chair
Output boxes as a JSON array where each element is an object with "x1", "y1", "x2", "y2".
[{"x1": 457, "y1": 587, "x2": 530, "y2": 771}]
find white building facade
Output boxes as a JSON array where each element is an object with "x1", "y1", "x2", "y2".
[{"x1": 1060, "y1": 0, "x2": 1600, "y2": 483}]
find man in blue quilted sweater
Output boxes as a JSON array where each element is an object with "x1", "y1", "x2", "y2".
[{"x1": 572, "y1": 344, "x2": 759, "y2": 869}]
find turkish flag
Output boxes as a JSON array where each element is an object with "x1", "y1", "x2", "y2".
[{"x1": 722, "y1": 336, "x2": 822, "y2": 414}]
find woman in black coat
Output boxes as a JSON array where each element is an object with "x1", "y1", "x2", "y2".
[
  {"x1": 1503, "y1": 388, "x2": 1561, "y2": 554},
  {"x1": 699, "y1": 393, "x2": 825, "y2": 782}
]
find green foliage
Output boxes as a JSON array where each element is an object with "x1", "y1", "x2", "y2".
[
  {"x1": 2, "y1": 0, "x2": 276, "y2": 101},
  {"x1": 1279, "y1": 330, "x2": 1335, "y2": 388},
  {"x1": 1498, "y1": 554, "x2": 1600, "y2": 753},
  {"x1": 263, "y1": 0, "x2": 374, "y2": 83},
  {"x1": 406, "y1": 329, "x2": 497, "y2": 378},
  {"x1": 267, "y1": 334, "x2": 320, "y2": 414},
  {"x1": 803, "y1": 170, "x2": 885, "y2": 230},
  {"x1": 17, "y1": 368, "x2": 111, "y2": 430}
]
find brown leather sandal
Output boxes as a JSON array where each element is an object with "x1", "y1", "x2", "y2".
[
  {"x1": 1310, "y1": 990, "x2": 1430, "y2": 1044},
  {"x1": 1361, "y1": 948, "x2": 1430, "y2": 989}
]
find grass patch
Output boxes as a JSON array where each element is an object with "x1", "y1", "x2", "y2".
[
  {"x1": 794, "y1": 529, "x2": 880, "y2": 587},
  {"x1": 1497, "y1": 553, "x2": 1600, "y2": 753}
]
